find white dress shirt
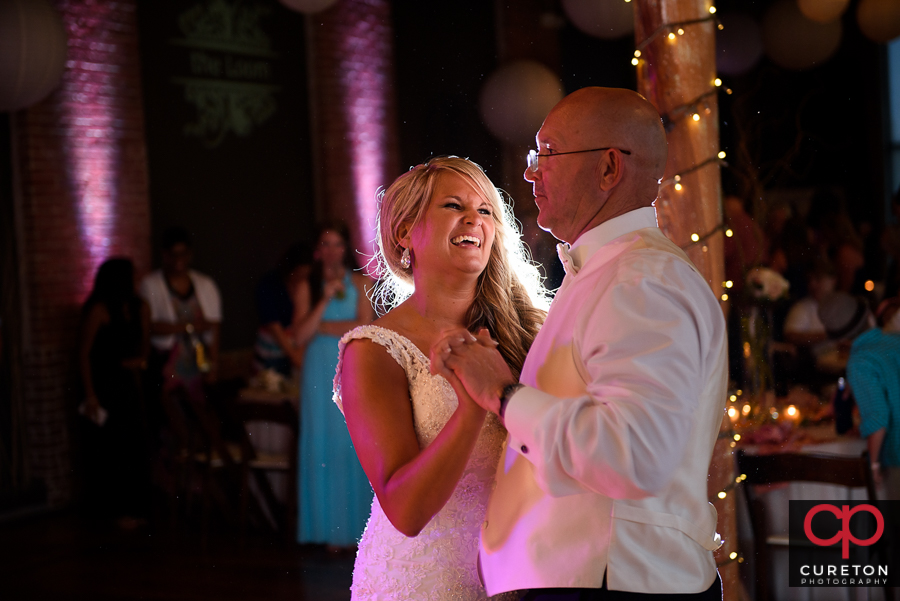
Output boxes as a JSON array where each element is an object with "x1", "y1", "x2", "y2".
[{"x1": 479, "y1": 207, "x2": 728, "y2": 595}]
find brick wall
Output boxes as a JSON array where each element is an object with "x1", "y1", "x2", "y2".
[
  {"x1": 308, "y1": 0, "x2": 400, "y2": 262},
  {"x1": 13, "y1": 0, "x2": 150, "y2": 505}
]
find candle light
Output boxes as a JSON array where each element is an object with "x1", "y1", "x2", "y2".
[{"x1": 785, "y1": 404, "x2": 800, "y2": 422}]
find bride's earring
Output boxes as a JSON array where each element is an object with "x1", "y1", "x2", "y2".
[{"x1": 400, "y1": 247, "x2": 411, "y2": 269}]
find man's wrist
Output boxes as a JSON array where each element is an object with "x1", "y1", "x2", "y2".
[{"x1": 498, "y1": 382, "x2": 524, "y2": 419}]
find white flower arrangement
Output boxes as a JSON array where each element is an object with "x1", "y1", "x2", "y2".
[{"x1": 746, "y1": 267, "x2": 790, "y2": 301}]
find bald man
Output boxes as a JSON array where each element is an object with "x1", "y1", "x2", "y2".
[{"x1": 432, "y1": 87, "x2": 727, "y2": 600}]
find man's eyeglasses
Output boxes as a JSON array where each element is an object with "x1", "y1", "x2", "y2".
[{"x1": 526, "y1": 147, "x2": 632, "y2": 173}]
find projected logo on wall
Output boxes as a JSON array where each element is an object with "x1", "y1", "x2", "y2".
[{"x1": 169, "y1": 0, "x2": 280, "y2": 147}]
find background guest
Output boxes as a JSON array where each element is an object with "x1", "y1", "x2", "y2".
[
  {"x1": 818, "y1": 291, "x2": 877, "y2": 435},
  {"x1": 139, "y1": 226, "x2": 222, "y2": 404},
  {"x1": 294, "y1": 221, "x2": 375, "y2": 549},
  {"x1": 846, "y1": 296, "x2": 900, "y2": 496},
  {"x1": 806, "y1": 189, "x2": 866, "y2": 294},
  {"x1": 77, "y1": 257, "x2": 151, "y2": 529},
  {"x1": 882, "y1": 188, "x2": 900, "y2": 299},
  {"x1": 781, "y1": 259, "x2": 838, "y2": 390},
  {"x1": 253, "y1": 241, "x2": 314, "y2": 378}
]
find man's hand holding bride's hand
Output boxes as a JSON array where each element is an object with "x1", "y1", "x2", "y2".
[{"x1": 429, "y1": 328, "x2": 514, "y2": 416}]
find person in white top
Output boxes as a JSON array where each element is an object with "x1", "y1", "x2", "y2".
[
  {"x1": 139, "y1": 226, "x2": 222, "y2": 388},
  {"x1": 432, "y1": 88, "x2": 728, "y2": 601}
]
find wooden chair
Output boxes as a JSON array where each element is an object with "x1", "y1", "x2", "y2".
[
  {"x1": 160, "y1": 387, "x2": 244, "y2": 544},
  {"x1": 736, "y1": 449, "x2": 891, "y2": 601},
  {"x1": 232, "y1": 398, "x2": 299, "y2": 542}
]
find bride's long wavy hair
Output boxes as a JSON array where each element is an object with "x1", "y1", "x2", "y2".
[{"x1": 371, "y1": 156, "x2": 549, "y2": 377}]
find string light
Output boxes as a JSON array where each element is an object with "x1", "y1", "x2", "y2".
[
  {"x1": 717, "y1": 552, "x2": 744, "y2": 568},
  {"x1": 725, "y1": 280, "x2": 733, "y2": 288},
  {"x1": 662, "y1": 156, "x2": 726, "y2": 189},
  {"x1": 634, "y1": 6, "x2": 733, "y2": 261},
  {"x1": 635, "y1": 14, "x2": 719, "y2": 53},
  {"x1": 659, "y1": 89, "x2": 729, "y2": 131},
  {"x1": 725, "y1": 228, "x2": 733, "y2": 237},
  {"x1": 721, "y1": 293, "x2": 729, "y2": 301}
]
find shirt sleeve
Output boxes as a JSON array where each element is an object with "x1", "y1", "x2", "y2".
[
  {"x1": 847, "y1": 353, "x2": 889, "y2": 438},
  {"x1": 504, "y1": 262, "x2": 718, "y2": 499},
  {"x1": 783, "y1": 301, "x2": 811, "y2": 334},
  {"x1": 193, "y1": 272, "x2": 222, "y2": 322}
]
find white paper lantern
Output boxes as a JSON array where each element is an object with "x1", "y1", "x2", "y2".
[
  {"x1": 479, "y1": 61, "x2": 564, "y2": 145},
  {"x1": 716, "y1": 13, "x2": 763, "y2": 76},
  {"x1": 798, "y1": 0, "x2": 850, "y2": 24},
  {"x1": 762, "y1": 0, "x2": 842, "y2": 71},
  {"x1": 857, "y1": 0, "x2": 900, "y2": 44},
  {"x1": 279, "y1": 0, "x2": 339, "y2": 15},
  {"x1": 561, "y1": 0, "x2": 634, "y2": 40},
  {"x1": 0, "y1": 0, "x2": 68, "y2": 112}
]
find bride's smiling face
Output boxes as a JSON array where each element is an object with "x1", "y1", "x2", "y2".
[{"x1": 403, "y1": 171, "x2": 496, "y2": 278}]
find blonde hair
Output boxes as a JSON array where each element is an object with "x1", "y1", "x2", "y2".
[{"x1": 372, "y1": 156, "x2": 549, "y2": 376}]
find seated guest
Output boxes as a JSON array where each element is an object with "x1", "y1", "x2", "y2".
[
  {"x1": 846, "y1": 296, "x2": 900, "y2": 497},
  {"x1": 254, "y1": 241, "x2": 313, "y2": 377},
  {"x1": 78, "y1": 257, "x2": 151, "y2": 529},
  {"x1": 782, "y1": 259, "x2": 838, "y2": 388},
  {"x1": 818, "y1": 291, "x2": 876, "y2": 434},
  {"x1": 140, "y1": 226, "x2": 222, "y2": 400}
]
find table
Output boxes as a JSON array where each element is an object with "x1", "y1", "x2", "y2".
[
  {"x1": 236, "y1": 387, "x2": 298, "y2": 525},
  {"x1": 737, "y1": 431, "x2": 889, "y2": 601}
]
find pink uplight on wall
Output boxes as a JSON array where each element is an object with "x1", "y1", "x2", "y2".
[
  {"x1": 340, "y1": 34, "x2": 388, "y2": 263},
  {"x1": 56, "y1": 1, "x2": 125, "y2": 299},
  {"x1": 314, "y1": 0, "x2": 399, "y2": 273}
]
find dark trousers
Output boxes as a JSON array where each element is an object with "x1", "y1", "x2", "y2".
[{"x1": 522, "y1": 573, "x2": 722, "y2": 601}]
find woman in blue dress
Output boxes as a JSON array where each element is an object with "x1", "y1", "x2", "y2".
[{"x1": 294, "y1": 221, "x2": 375, "y2": 548}]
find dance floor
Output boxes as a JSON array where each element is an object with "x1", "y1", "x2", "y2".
[{"x1": 0, "y1": 510, "x2": 354, "y2": 600}]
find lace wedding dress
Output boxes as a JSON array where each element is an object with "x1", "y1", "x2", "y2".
[{"x1": 334, "y1": 325, "x2": 517, "y2": 601}]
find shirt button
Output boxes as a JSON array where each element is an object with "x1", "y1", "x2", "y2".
[{"x1": 520, "y1": 445, "x2": 528, "y2": 453}]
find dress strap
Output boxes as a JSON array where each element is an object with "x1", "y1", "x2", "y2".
[{"x1": 332, "y1": 325, "x2": 427, "y2": 413}]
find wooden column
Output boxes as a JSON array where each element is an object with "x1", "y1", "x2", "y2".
[{"x1": 634, "y1": 1, "x2": 739, "y2": 599}]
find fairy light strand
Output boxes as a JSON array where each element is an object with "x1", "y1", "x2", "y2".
[
  {"x1": 661, "y1": 156, "x2": 727, "y2": 189},
  {"x1": 661, "y1": 89, "x2": 720, "y2": 131},
  {"x1": 635, "y1": 14, "x2": 719, "y2": 53},
  {"x1": 717, "y1": 552, "x2": 744, "y2": 567}
]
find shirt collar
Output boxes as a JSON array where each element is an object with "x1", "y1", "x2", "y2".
[{"x1": 559, "y1": 207, "x2": 658, "y2": 274}]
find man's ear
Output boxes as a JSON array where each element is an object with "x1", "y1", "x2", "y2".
[{"x1": 597, "y1": 150, "x2": 625, "y2": 192}]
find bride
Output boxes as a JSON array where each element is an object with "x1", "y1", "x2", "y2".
[{"x1": 333, "y1": 156, "x2": 549, "y2": 600}]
